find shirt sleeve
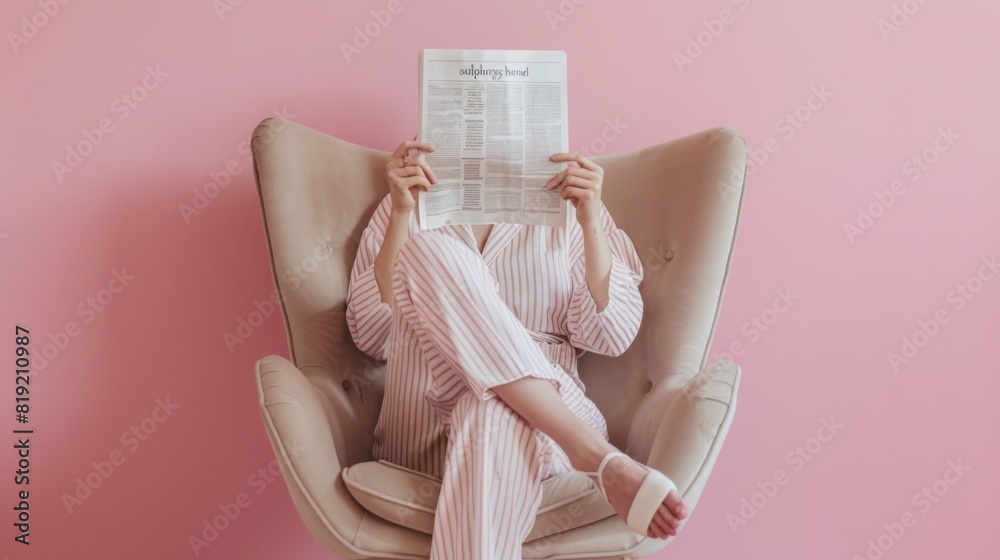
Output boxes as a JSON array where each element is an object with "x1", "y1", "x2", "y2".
[
  {"x1": 566, "y1": 201, "x2": 645, "y2": 357},
  {"x1": 345, "y1": 194, "x2": 394, "y2": 361}
]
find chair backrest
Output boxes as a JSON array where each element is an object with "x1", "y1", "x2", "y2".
[
  {"x1": 580, "y1": 129, "x2": 747, "y2": 445},
  {"x1": 251, "y1": 118, "x2": 747, "y2": 460}
]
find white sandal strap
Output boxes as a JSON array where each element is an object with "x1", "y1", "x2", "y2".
[
  {"x1": 626, "y1": 469, "x2": 678, "y2": 535},
  {"x1": 581, "y1": 451, "x2": 681, "y2": 536},
  {"x1": 581, "y1": 451, "x2": 630, "y2": 500}
]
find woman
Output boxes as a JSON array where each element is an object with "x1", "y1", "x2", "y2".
[{"x1": 346, "y1": 138, "x2": 688, "y2": 559}]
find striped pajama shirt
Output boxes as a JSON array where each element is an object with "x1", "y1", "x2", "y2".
[{"x1": 346, "y1": 193, "x2": 645, "y2": 559}]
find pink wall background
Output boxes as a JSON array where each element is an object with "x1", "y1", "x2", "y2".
[{"x1": 2, "y1": 0, "x2": 998, "y2": 558}]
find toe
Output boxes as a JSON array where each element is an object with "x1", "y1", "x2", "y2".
[
  {"x1": 665, "y1": 489, "x2": 687, "y2": 519},
  {"x1": 652, "y1": 506, "x2": 675, "y2": 537},
  {"x1": 647, "y1": 515, "x2": 665, "y2": 539},
  {"x1": 657, "y1": 504, "x2": 674, "y2": 525}
]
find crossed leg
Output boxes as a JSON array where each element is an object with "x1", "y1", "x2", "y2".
[
  {"x1": 429, "y1": 390, "x2": 559, "y2": 558},
  {"x1": 391, "y1": 229, "x2": 685, "y2": 558}
]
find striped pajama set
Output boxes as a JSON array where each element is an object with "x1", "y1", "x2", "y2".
[{"x1": 346, "y1": 193, "x2": 645, "y2": 559}]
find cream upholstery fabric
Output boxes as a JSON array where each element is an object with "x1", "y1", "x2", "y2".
[
  {"x1": 342, "y1": 460, "x2": 616, "y2": 542},
  {"x1": 252, "y1": 118, "x2": 747, "y2": 559}
]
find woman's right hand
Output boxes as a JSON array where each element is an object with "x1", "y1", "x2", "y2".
[{"x1": 385, "y1": 139, "x2": 438, "y2": 213}]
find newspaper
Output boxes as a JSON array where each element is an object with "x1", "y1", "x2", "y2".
[{"x1": 416, "y1": 49, "x2": 569, "y2": 230}]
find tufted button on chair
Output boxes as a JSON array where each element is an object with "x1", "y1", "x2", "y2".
[{"x1": 252, "y1": 118, "x2": 747, "y2": 559}]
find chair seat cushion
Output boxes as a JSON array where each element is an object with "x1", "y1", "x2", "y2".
[{"x1": 342, "y1": 459, "x2": 616, "y2": 542}]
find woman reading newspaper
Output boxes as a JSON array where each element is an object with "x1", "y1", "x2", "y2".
[{"x1": 345, "y1": 139, "x2": 688, "y2": 559}]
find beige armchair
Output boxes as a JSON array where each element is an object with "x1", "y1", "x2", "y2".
[{"x1": 252, "y1": 117, "x2": 747, "y2": 559}]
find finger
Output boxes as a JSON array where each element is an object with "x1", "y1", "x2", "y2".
[
  {"x1": 387, "y1": 156, "x2": 407, "y2": 169},
  {"x1": 392, "y1": 139, "x2": 436, "y2": 159},
  {"x1": 549, "y1": 152, "x2": 600, "y2": 172},
  {"x1": 391, "y1": 140, "x2": 432, "y2": 160},
  {"x1": 391, "y1": 165, "x2": 429, "y2": 180},
  {"x1": 412, "y1": 158, "x2": 438, "y2": 184},
  {"x1": 404, "y1": 146, "x2": 434, "y2": 175},
  {"x1": 405, "y1": 147, "x2": 423, "y2": 169},
  {"x1": 557, "y1": 185, "x2": 593, "y2": 202},
  {"x1": 387, "y1": 165, "x2": 408, "y2": 177},
  {"x1": 552, "y1": 175, "x2": 596, "y2": 194},
  {"x1": 397, "y1": 175, "x2": 431, "y2": 191},
  {"x1": 544, "y1": 167, "x2": 597, "y2": 189},
  {"x1": 388, "y1": 149, "x2": 425, "y2": 170},
  {"x1": 545, "y1": 167, "x2": 591, "y2": 190}
]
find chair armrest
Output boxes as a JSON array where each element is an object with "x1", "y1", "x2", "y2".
[
  {"x1": 627, "y1": 360, "x2": 740, "y2": 508},
  {"x1": 255, "y1": 354, "x2": 371, "y2": 559}
]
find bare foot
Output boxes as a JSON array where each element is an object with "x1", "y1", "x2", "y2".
[{"x1": 588, "y1": 454, "x2": 688, "y2": 539}]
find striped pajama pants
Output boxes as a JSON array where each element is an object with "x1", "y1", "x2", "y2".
[{"x1": 385, "y1": 229, "x2": 610, "y2": 560}]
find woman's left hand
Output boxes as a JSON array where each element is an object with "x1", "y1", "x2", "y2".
[{"x1": 545, "y1": 152, "x2": 604, "y2": 226}]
